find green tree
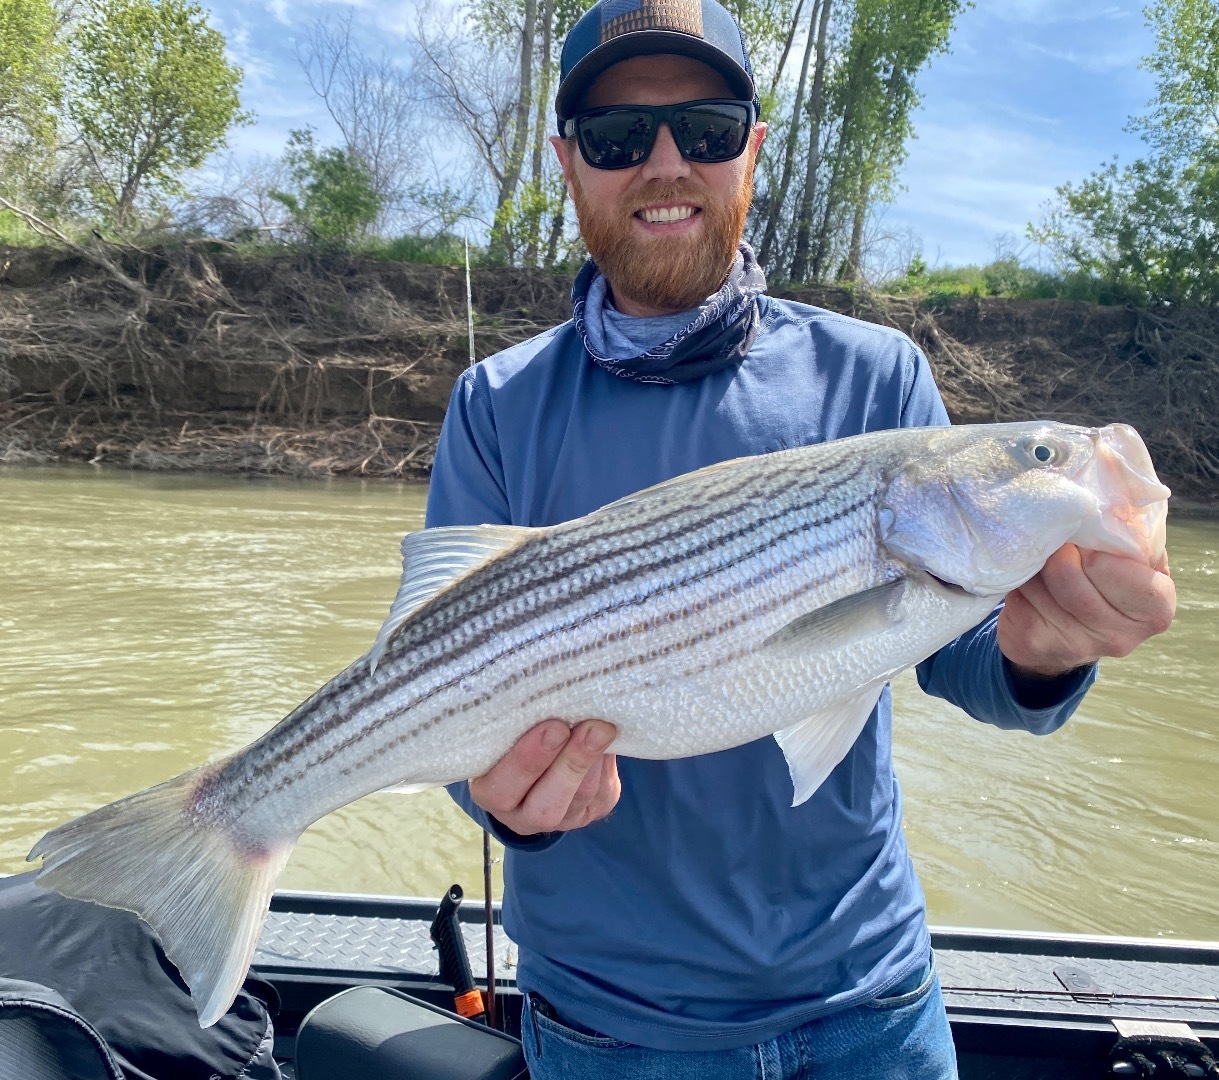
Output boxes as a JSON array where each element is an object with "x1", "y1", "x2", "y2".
[
  {"x1": 66, "y1": 0, "x2": 249, "y2": 228},
  {"x1": 1034, "y1": 0, "x2": 1219, "y2": 305},
  {"x1": 270, "y1": 128, "x2": 383, "y2": 246},
  {"x1": 0, "y1": 0, "x2": 61, "y2": 150},
  {"x1": 751, "y1": 0, "x2": 965, "y2": 284}
]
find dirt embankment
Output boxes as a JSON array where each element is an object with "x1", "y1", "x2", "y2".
[{"x1": 1, "y1": 245, "x2": 1216, "y2": 505}]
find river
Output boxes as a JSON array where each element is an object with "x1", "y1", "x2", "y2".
[{"x1": 1, "y1": 466, "x2": 1216, "y2": 939}]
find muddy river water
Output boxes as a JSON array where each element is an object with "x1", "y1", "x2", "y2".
[{"x1": 1, "y1": 466, "x2": 1215, "y2": 938}]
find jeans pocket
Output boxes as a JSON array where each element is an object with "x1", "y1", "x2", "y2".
[
  {"x1": 525, "y1": 993, "x2": 631, "y2": 1051},
  {"x1": 861, "y1": 954, "x2": 937, "y2": 1011}
]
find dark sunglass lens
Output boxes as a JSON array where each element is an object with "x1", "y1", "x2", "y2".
[
  {"x1": 578, "y1": 110, "x2": 656, "y2": 168},
  {"x1": 673, "y1": 104, "x2": 750, "y2": 162}
]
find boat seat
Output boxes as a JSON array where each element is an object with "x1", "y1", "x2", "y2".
[{"x1": 294, "y1": 985, "x2": 526, "y2": 1080}]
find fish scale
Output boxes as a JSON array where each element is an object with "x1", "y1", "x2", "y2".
[
  {"x1": 218, "y1": 453, "x2": 868, "y2": 815},
  {"x1": 28, "y1": 420, "x2": 1170, "y2": 1029},
  {"x1": 227, "y1": 456, "x2": 879, "y2": 818}
]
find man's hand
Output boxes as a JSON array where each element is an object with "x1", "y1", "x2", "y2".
[
  {"x1": 470, "y1": 719, "x2": 620, "y2": 836},
  {"x1": 997, "y1": 543, "x2": 1176, "y2": 679}
]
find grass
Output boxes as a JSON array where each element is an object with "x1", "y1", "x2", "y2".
[{"x1": 879, "y1": 257, "x2": 1137, "y2": 306}]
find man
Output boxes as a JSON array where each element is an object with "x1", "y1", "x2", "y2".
[{"x1": 425, "y1": 1, "x2": 1177, "y2": 1075}]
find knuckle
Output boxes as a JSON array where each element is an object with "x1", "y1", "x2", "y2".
[
  {"x1": 471, "y1": 784, "x2": 512, "y2": 816},
  {"x1": 532, "y1": 805, "x2": 567, "y2": 833}
]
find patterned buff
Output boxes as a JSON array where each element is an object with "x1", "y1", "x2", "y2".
[{"x1": 572, "y1": 243, "x2": 768, "y2": 384}]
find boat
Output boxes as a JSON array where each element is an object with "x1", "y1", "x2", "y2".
[{"x1": 257, "y1": 887, "x2": 1219, "y2": 1079}]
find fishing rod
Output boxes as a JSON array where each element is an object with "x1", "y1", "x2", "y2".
[{"x1": 465, "y1": 235, "x2": 499, "y2": 1031}]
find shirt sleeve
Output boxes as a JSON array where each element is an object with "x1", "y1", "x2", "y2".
[
  {"x1": 898, "y1": 341, "x2": 1096, "y2": 732},
  {"x1": 426, "y1": 368, "x2": 565, "y2": 852},
  {"x1": 916, "y1": 607, "x2": 1097, "y2": 735}
]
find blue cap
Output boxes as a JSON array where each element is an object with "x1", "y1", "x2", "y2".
[{"x1": 556, "y1": 0, "x2": 760, "y2": 133}]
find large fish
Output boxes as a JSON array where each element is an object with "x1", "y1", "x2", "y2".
[{"x1": 29, "y1": 421, "x2": 1168, "y2": 1027}]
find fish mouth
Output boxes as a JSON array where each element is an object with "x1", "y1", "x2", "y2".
[
  {"x1": 1071, "y1": 424, "x2": 1170, "y2": 563},
  {"x1": 923, "y1": 569, "x2": 994, "y2": 599}
]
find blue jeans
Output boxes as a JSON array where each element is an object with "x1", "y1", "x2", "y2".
[{"x1": 521, "y1": 955, "x2": 958, "y2": 1079}]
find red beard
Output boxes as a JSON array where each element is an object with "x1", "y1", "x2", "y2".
[{"x1": 570, "y1": 166, "x2": 754, "y2": 313}]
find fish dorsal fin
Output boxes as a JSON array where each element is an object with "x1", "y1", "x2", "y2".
[
  {"x1": 369, "y1": 524, "x2": 537, "y2": 672},
  {"x1": 761, "y1": 578, "x2": 906, "y2": 657},
  {"x1": 775, "y1": 687, "x2": 884, "y2": 805}
]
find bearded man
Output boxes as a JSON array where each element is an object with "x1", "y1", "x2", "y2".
[{"x1": 424, "y1": 1, "x2": 1176, "y2": 1076}]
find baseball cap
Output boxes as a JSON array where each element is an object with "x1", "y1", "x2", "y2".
[{"x1": 555, "y1": 0, "x2": 760, "y2": 133}]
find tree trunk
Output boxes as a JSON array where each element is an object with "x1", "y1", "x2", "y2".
[
  {"x1": 758, "y1": 0, "x2": 821, "y2": 270},
  {"x1": 525, "y1": 0, "x2": 554, "y2": 267},
  {"x1": 788, "y1": 0, "x2": 833, "y2": 282},
  {"x1": 544, "y1": 185, "x2": 567, "y2": 268},
  {"x1": 491, "y1": 0, "x2": 537, "y2": 261},
  {"x1": 767, "y1": 0, "x2": 808, "y2": 99},
  {"x1": 841, "y1": 65, "x2": 906, "y2": 282}
]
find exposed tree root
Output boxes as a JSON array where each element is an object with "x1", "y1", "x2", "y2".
[{"x1": 1, "y1": 246, "x2": 1216, "y2": 502}]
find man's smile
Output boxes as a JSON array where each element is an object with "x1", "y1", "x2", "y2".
[{"x1": 634, "y1": 203, "x2": 702, "y2": 228}]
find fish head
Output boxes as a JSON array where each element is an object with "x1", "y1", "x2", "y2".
[{"x1": 880, "y1": 421, "x2": 1170, "y2": 596}]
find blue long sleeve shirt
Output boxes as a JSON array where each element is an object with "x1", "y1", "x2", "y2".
[{"x1": 424, "y1": 294, "x2": 1094, "y2": 1051}]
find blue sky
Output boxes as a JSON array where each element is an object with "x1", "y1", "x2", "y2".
[{"x1": 202, "y1": 0, "x2": 1158, "y2": 268}]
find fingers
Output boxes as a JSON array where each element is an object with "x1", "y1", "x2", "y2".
[
  {"x1": 469, "y1": 719, "x2": 620, "y2": 836},
  {"x1": 1079, "y1": 550, "x2": 1176, "y2": 636},
  {"x1": 470, "y1": 720, "x2": 572, "y2": 812},
  {"x1": 999, "y1": 543, "x2": 1177, "y2": 675}
]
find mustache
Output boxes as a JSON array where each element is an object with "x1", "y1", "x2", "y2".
[{"x1": 625, "y1": 182, "x2": 712, "y2": 213}]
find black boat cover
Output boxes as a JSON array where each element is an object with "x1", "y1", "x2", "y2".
[{"x1": 0, "y1": 871, "x2": 280, "y2": 1080}]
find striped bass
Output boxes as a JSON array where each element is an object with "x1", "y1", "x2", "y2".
[{"x1": 29, "y1": 420, "x2": 1169, "y2": 1027}]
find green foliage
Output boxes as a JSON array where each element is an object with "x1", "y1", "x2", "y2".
[
  {"x1": 1035, "y1": 0, "x2": 1218, "y2": 305},
  {"x1": 367, "y1": 232, "x2": 476, "y2": 265},
  {"x1": 271, "y1": 128, "x2": 383, "y2": 246},
  {"x1": 1133, "y1": 0, "x2": 1219, "y2": 158},
  {"x1": 0, "y1": 0, "x2": 62, "y2": 150},
  {"x1": 880, "y1": 258, "x2": 1124, "y2": 304},
  {"x1": 66, "y1": 0, "x2": 249, "y2": 228},
  {"x1": 756, "y1": 0, "x2": 969, "y2": 284}
]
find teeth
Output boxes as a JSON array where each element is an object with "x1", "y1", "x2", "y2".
[{"x1": 640, "y1": 206, "x2": 696, "y2": 224}]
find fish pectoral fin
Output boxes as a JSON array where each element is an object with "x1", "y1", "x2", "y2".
[
  {"x1": 761, "y1": 578, "x2": 906, "y2": 658},
  {"x1": 370, "y1": 524, "x2": 541, "y2": 672},
  {"x1": 775, "y1": 687, "x2": 884, "y2": 805}
]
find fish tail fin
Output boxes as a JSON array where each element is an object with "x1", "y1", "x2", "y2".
[{"x1": 28, "y1": 768, "x2": 293, "y2": 1028}]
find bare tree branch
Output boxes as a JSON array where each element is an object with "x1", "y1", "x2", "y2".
[{"x1": 0, "y1": 195, "x2": 148, "y2": 296}]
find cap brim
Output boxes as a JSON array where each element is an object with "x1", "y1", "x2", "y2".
[{"x1": 556, "y1": 33, "x2": 754, "y2": 120}]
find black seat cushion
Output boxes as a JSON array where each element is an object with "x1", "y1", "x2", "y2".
[{"x1": 295, "y1": 986, "x2": 527, "y2": 1080}]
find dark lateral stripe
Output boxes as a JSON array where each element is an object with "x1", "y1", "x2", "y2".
[
  {"x1": 386, "y1": 459, "x2": 867, "y2": 690},
  {"x1": 512, "y1": 533, "x2": 863, "y2": 713},
  {"x1": 270, "y1": 486, "x2": 876, "y2": 791},
  {"x1": 233, "y1": 464, "x2": 870, "y2": 794},
  {"x1": 230, "y1": 458, "x2": 872, "y2": 792},
  {"x1": 402, "y1": 451, "x2": 864, "y2": 648}
]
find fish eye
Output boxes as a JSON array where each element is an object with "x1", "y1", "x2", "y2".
[{"x1": 1017, "y1": 435, "x2": 1063, "y2": 467}]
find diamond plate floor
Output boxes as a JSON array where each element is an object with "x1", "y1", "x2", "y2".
[
  {"x1": 256, "y1": 906, "x2": 515, "y2": 979},
  {"x1": 255, "y1": 895, "x2": 1219, "y2": 1031}
]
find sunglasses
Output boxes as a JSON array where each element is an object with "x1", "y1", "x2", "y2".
[{"x1": 560, "y1": 98, "x2": 756, "y2": 170}]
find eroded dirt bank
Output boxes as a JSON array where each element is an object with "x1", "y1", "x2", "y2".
[{"x1": 1, "y1": 246, "x2": 1215, "y2": 505}]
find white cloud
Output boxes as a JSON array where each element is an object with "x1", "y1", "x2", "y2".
[
  {"x1": 883, "y1": 119, "x2": 1106, "y2": 265},
  {"x1": 986, "y1": 0, "x2": 1137, "y2": 25},
  {"x1": 1020, "y1": 40, "x2": 1145, "y2": 75}
]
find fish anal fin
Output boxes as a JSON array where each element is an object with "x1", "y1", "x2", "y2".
[
  {"x1": 761, "y1": 578, "x2": 906, "y2": 658},
  {"x1": 775, "y1": 688, "x2": 883, "y2": 805},
  {"x1": 370, "y1": 524, "x2": 540, "y2": 672}
]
